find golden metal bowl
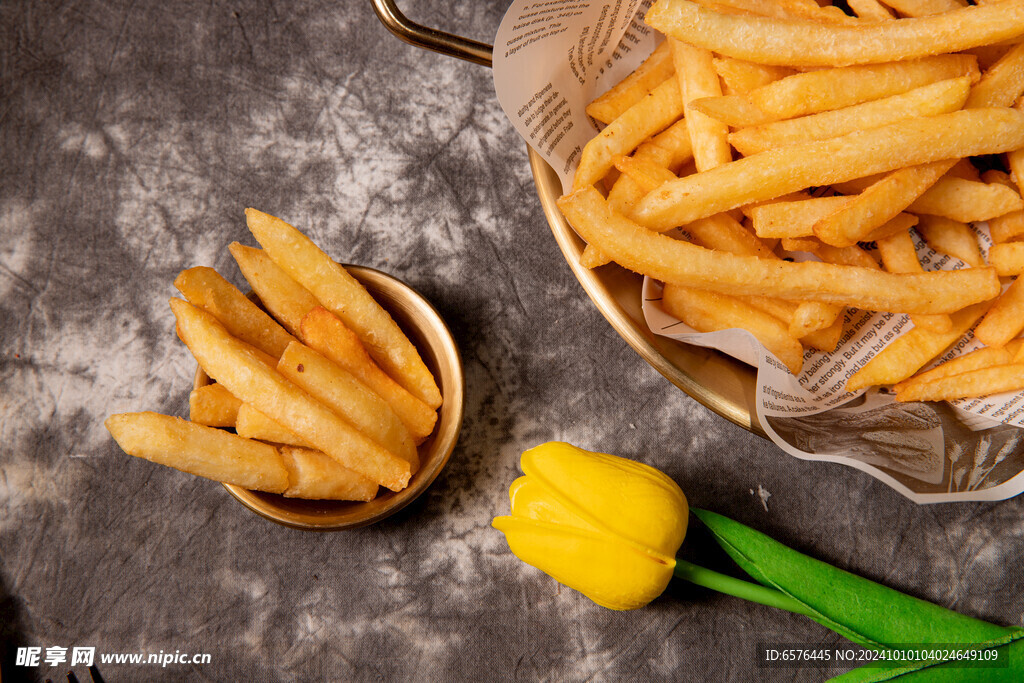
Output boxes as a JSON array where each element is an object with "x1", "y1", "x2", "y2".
[
  {"x1": 193, "y1": 265, "x2": 464, "y2": 530},
  {"x1": 527, "y1": 149, "x2": 765, "y2": 437}
]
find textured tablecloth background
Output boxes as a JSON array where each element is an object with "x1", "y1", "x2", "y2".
[{"x1": 3, "y1": 1, "x2": 1024, "y2": 680}]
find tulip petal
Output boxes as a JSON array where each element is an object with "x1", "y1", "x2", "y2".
[
  {"x1": 521, "y1": 442, "x2": 688, "y2": 559},
  {"x1": 508, "y1": 476, "x2": 602, "y2": 533},
  {"x1": 491, "y1": 515, "x2": 674, "y2": 611}
]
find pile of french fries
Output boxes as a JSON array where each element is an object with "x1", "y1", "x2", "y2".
[
  {"x1": 105, "y1": 209, "x2": 441, "y2": 501},
  {"x1": 558, "y1": 0, "x2": 1024, "y2": 404}
]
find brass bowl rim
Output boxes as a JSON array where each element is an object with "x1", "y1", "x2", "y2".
[{"x1": 193, "y1": 264, "x2": 464, "y2": 530}]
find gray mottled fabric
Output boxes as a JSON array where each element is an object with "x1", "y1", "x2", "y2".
[{"x1": 2, "y1": 1, "x2": 1023, "y2": 681}]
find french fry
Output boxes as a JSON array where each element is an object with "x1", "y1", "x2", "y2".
[
  {"x1": 789, "y1": 302, "x2": 844, "y2": 340},
  {"x1": 915, "y1": 215, "x2": 985, "y2": 268},
  {"x1": 189, "y1": 383, "x2": 241, "y2": 427},
  {"x1": 235, "y1": 403, "x2": 315, "y2": 448},
  {"x1": 613, "y1": 155, "x2": 676, "y2": 193},
  {"x1": 845, "y1": 302, "x2": 990, "y2": 392},
  {"x1": 713, "y1": 57, "x2": 794, "y2": 96},
  {"x1": 670, "y1": 39, "x2": 730, "y2": 172},
  {"x1": 875, "y1": 230, "x2": 952, "y2": 334},
  {"x1": 907, "y1": 177, "x2": 1024, "y2": 223},
  {"x1": 895, "y1": 365, "x2": 1024, "y2": 403},
  {"x1": 989, "y1": 243, "x2": 1024, "y2": 276},
  {"x1": 634, "y1": 109, "x2": 1024, "y2": 231},
  {"x1": 559, "y1": 187, "x2": 1000, "y2": 314},
  {"x1": 974, "y1": 278, "x2": 1024, "y2": 348},
  {"x1": 229, "y1": 243, "x2": 320, "y2": 337},
  {"x1": 174, "y1": 266, "x2": 297, "y2": 358},
  {"x1": 245, "y1": 209, "x2": 442, "y2": 409},
  {"x1": 644, "y1": 0, "x2": 1024, "y2": 68},
  {"x1": 684, "y1": 213, "x2": 777, "y2": 259},
  {"x1": 586, "y1": 41, "x2": 675, "y2": 125},
  {"x1": 573, "y1": 78, "x2": 683, "y2": 190},
  {"x1": 662, "y1": 284, "x2": 805, "y2": 374},
  {"x1": 748, "y1": 195, "x2": 852, "y2": 239},
  {"x1": 877, "y1": 0, "x2": 966, "y2": 17},
  {"x1": 170, "y1": 298, "x2": 411, "y2": 491},
  {"x1": 895, "y1": 346, "x2": 1013, "y2": 391},
  {"x1": 846, "y1": 0, "x2": 894, "y2": 21},
  {"x1": 279, "y1": 447, "x2": 378, "y2": 501},
  {"x1": 965, "y1": 41, "x2": 1024, "y2": 109},
  {"x1": 299, "y1": 307, "x2": 437, "y2": 441},
  {"x1": 728, "y1": 77, "x2": 971, "y2": 157},
  {"x1": 277, "y1": 341, "x2": 419, "y2": 472},
  {"x1": 105, "y1": 412, "x2": 289, "y2": 493},
  {"x1": 813, "y1": 161, "x2": 954, "y2": 248},
  {"x1": 984, "y1": 172, "x2": 1024, "y2": 243}
]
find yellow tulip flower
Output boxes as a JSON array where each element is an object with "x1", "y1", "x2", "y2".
[{"x1": 491, "y1": 441, "x2": 688, "y2": 610}]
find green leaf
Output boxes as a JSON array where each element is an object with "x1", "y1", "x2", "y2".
[
  {"x1": 830, "y1": 636, "x2": 1024, "y2": 682},
  {"x1": 691, "y1": 508, "x2": 1023, "y2": 675}
]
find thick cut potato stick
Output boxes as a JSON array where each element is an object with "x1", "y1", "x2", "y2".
[
  {"x1": 915, "y1": 215, "x2": 985, "y2": 267},
  {"x1": 573, "y1": 79, "x2": 683, "y2": 190},
  {"x1": 983, "y1": 170, "x2": 1024, "y2": 243},
  {"x1": 671, "y1": 40, "x2": 731, "y2": 172},
  {"x1": 965, "y1": 41, "x2": 1024, "y2": 109},
  {"x1": 189, "y1": 383, "x2": 241, "y2": 427},
  {"x1": 105, "y1": 412, "x2": 289, "y2": 493},
  {"x1": 235, "y1": 403, "x2": 315, "y2": 448},
  {"x1": 713, "y1": 57, "x2": 794, "y2": 96},
  {"x1": 878, "y1": 0, "x2": 965, "y2": 17},
  {"x1": 277, "y1": 341, "x2": 419, "y2": 472},
  {"x1": 299, "y1": 307, "x2": 437, "y2": 440},
  {"x1": 974, "y1": 278, "x2": 1024, "y2": 348},
  {"x1": 662, "y1": 284, "x2": 805, "y2": 374},
  {"x1": 691, "y1": 0, "x2": 852, "y2": 22},
  {"x1": 908, "y1": 177, "x2": 1023, "y2": 223},
  {"x1": 559, "y1": 187, "x2": 1000, "y2": 314},
  {"x1": 644, "y1": 0, "x2": 1024, "y2": 68},
  {"x1": 990, "y1": 243, "x2": 1024, "y2": 276},
  {"x1": 790, "y1": 302, "x2": 844, "y2": 339},
  {"x1": 845, "y1": 303, "x2": 990, "y2": 392},
  {"x1": 749, "y1": 195, "x2": 852, "y2": 239},
  {"x1": 586, "y1": 41, "x2": 675, "y2": 125},
  {"x1": 875, "y1": 230, "x2": 952, "y2": 333},
  {"x1": 896, "y1": 365, "x2": 1024, "y2": 403},
  {"x1": 613, "y1": 155, "x2": 676, "y2": 193},
  {"x1": 229, "y1": 243, "x2": 320, "y2": 337},
  {"x1": 170, "y1": 298, "x2": 411, "y2": 491},
  {"x1": 174, "y1": 266, "x2": 297, "y2": 358},
  {"x1": 634, "y1": 108, "x2": 1024, "y2": 231},
  {"x1": 847, "y1": 0, "x2": 894, "y2": 20},
  {"x1": 245, "y1": 209, "x2": 441, "y2": 409},
  {"x1": 895, "y1": 347, "x2": 1012, "y2": 391},
  {"x1": 813, "y1": 161, "x2": 955, "y2": 248},
  {"x1": 684, "y1": 213, "x2": 776, "y2": 259},
  {"x1": 728, "y1": 77, "x2": 971, "y2": 157},
  {"x1": 279, "y1": 447, "x2": 378, "y2": 501}
]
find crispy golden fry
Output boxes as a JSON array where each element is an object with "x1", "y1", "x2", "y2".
[
  {"x1": 170, "y1": 298, "x2": 411, "y2": 491},
  {"x1": 246, "y1": 208, "x2": 442, "y2": 409},
  {"x1": 229, "y1": 243, "x2": 320, "y2": 337},
  {"x1": 634, "y1": 109, "x2": 1024, "y2": 231},
  {"x1": 748, "y1": 195, "x2": 852, "y2": 239},
  {"x1": 105, "y1": 412, "x2": 289, "y2": 493},
  {"x1": 728, "y1": 77, "x2": 971, "y2": 157},
  {"x1": 174, "y1": 266, "x2": 296, "y2": 358},
  {"x1": 279, "y1": 447, "x2": 378, "y2": 501},
  {"x1": 691, "y1": 0, "x2": 852, "y2": 22},
  {"x1": 613, "y1": 155, "x2": 676, "y2": 193},
  {"x1": 559, "y1": 187, "x2": 1000, "y2": 314},
  {"x1": 966, "y1": 42, "x2": 1015, "y2": 72},
  {"x1": 662, "y1": 283, "x2": 805, "y2": 374},
  {"x1": 685, "y1": 213, "x2": 777, "y2": 259},
  {"x1": 189, "y1": 383, "x2": 241, "y2": 428},
  {"x1": 875, "y1": 230, "x2": 952, "y2": 334},
  {"x1": 713, "y1": 56, "x2": 794, "y2": 96},
  {"x1": 847, "y1": 0, "x2": 894, "y2": 20},
  {"x1": 235, "y1": 403, "x2": 314, "y2": 448},
  {"x1": 802, "y1": 315, "x2": 844, "y2": 353},
  {"x1": 277, "y1": 341, "x2": 419, "y2": 472},
  {"x1": 813, "y1": 161, "x2": 954, "y2": 248},
  {"x1": 908, "y1": 177, "x2": 1023, "y2": 223},
  {"x1": 896, "y1": 365, "x2": 1024, "y2": 403},
  {"x1": 965, "y1": 41, "x2": 1024, "y2": 109},
  {"x1": 895, "y1": 346, "x2": 1012, "y2": 391},
  {"x1": 878, "y1": 0, "x2": 965, "y2": 17},
  {"x1": 789, "y1": 302, "x2": 844, "y2": 339},
  {"x1": 644, "y1": 0, "x2": 1024, "y2": 68},
  {"x1": 299, "y1": 307, "x2": 437, "y2": 441},
  {"x1": 586, "y1": 41, "x2": 675, "y2": 125},
  {"x1": 670, "y1": 39, "x2": 731, "y2": 172},
  {"x1": 989, "y1": 243, "x2": 1024, "y2": 275},
  {"x1": 985, "y1": 179, "x2": 1024, "y2": 243},
  {"x1": 915, "y1": 215, "x2": 985, "y2": 267},
  {"x1": 845, "y1": 302, "x2": 990, "y2": 392},
  {"x1": 573, "y1": 78, "x2": 683, "y2": 190},
  {"x1": 974, "y1": 278, "x2": 1024, "y2": 348}
]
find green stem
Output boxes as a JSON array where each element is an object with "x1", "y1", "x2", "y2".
[{"x1": 674, "y1": 559, "x2": 814, "y2": 617}]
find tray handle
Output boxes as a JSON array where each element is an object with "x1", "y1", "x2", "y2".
[{"x1": 371, "y1": 0, "x2": 493, "y2": 68}]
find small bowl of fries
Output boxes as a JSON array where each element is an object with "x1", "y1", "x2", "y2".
[{"x1": 107, "y1": 209, "x2": 464, "y2": 530}]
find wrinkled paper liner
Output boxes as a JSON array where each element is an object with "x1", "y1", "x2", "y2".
[{"x1": 492, "y1": 0, "x2": 1024, "y2": 502}]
